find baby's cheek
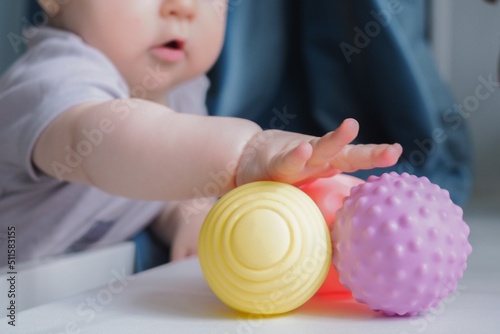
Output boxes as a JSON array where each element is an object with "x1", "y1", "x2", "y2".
[{"x1": 197, "y1": 15, "x2": 226, "y2": 56}]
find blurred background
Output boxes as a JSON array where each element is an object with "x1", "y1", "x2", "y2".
[
  {"x1": 430, "y1": 0, "x2": 500, "y2": 203},
  {"x1": 1, "y1": 0, "x2": 499, "y2": 204}
]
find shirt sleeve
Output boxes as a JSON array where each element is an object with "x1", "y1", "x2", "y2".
[{"x1": 0, "y1": 27, "x2": 129, "y2": 183}]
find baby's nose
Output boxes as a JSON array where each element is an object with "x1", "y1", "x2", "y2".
[{"x1": 160, "y1": 0, "x2": 196, "y2": 20}]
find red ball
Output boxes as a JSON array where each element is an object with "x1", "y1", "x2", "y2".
[{"x1": 298, "y1": 174, "x2": 364, "y2": 296}]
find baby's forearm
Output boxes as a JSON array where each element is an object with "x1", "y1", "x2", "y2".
[
  {"x1": 33, "y1": 99, "x2": 261, "y2": 200},
  {"x1": 34, "y1": 99, "x2": 402, "y2": 200}
]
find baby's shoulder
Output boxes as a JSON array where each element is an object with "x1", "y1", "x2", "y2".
[
  {"x1": 0, "y1": 26, "x2": 127, "y2": 99},
  {"x1": 2, "y1": 27, "x2": 116, "y2": 83}
]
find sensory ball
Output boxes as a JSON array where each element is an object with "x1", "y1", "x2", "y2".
[
  {"x1": 198, "y1": 181, "x2": 331, "y2": 315},
  {"x1": 298, "y1": 174, "x2": 364, "y2": 297},
  {"x1": 298, "y1": 174, "x2": 365, "y2": 228},
  {"x1": 332, "y1": 172, "x2": 472, "y2": 316}
]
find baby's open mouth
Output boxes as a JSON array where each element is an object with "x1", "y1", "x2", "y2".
[
  {"x1": 164, "y1": 40, "x2": 185, "y2": 50},
  {"x1": 152, "y1": 39, "x2": 186, "y2": 62}
]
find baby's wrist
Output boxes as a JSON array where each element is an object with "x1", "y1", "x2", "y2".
[{"x1": 234, "y1": 129, "x2": 272, "y2": 188}]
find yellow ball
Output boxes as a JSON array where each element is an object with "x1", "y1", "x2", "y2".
[{"x1": 198, "y1": 181, "x2": 331, "y2": 315}]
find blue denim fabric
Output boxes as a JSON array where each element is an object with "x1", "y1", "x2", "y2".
[
  {"x1": 0, "y1": 0, "x2": 31, "y2": 74},
  {"x1": 132, "y1": 228, "x2": 170, "y2": 273},
  {"x1": 207, "y1": 0, "x2": 473, "y2": 205}
]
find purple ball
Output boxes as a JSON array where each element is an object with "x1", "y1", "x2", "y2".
[{"x1": 332, "y1": 172, "x2": 472, "y2": 316}]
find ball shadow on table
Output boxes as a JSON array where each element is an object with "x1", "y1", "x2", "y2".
[
  {"x1": 125, "y1": 272, "x2": 386, "y2": 320},
  {"x1": 298, "y1": 293, "x2": 386, "y2": 320},
  {"x1": 123, "y1": 270, "x2": 239, "y2": 319}
]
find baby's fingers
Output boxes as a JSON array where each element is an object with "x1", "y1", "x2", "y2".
[
  {"x1": 270, "y1": 142, "x2": 313, "y2": 177},
  {"x1": 332, "y1": 143, "x2": 402, "y2": 172},
  {"x1": 308, "y1": 119, "x2": 359, "y2": 166}
]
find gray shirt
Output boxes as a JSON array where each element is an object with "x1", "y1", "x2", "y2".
[{"x1": 0, "y1": 27, "x2": 209, "y2": 266}]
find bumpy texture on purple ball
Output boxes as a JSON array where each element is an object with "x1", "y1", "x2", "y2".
[{"x1": 332, "y1": 172, "x2": 472, "y2": 316}]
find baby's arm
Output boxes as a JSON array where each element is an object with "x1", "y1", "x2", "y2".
[
  {"x1": 33, "y1": 99, "x2": 401, "y2": 200},
  {"x1": 33, "y1": 99, "x2": 259, "y2": 199}
]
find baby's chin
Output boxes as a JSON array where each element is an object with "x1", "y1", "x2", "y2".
[
  {"x1": 124, "y1": 59, "x2": 212, "y2": 102},
  {"x1": 125, "y1": 77, "x2": 176, "y2": 103},
  {"x1": 133, "y1": 91, "x2": 170, "y2": 105}
]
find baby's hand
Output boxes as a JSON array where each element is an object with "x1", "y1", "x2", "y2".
[
  {"x1": 236, "y1": 118, "x2": 402, "y2": 186},
  {"x1": 151, "y1": 198, "x2": 217, "y2": 262}
]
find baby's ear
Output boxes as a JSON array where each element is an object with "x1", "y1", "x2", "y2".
[{"x1": 37, "y1": 0, "x2": 61, "y2": 17}]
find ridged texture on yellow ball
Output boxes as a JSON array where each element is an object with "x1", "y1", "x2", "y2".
[{"x1": 198, "y1": 181, "x2": 331, "y2": 315}]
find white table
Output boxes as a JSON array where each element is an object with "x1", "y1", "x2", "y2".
[{"x1": 2, "y1": 197, "x2": 500, "y2": 334}]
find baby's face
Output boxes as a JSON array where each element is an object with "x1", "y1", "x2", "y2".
[{"x1": 48, "y1": 0, "x2": 227, "y2": 101}]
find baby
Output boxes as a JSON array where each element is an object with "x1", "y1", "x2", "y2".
[{"x1": 0, "y1": 0, "x2": 401, "y2": 266}]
